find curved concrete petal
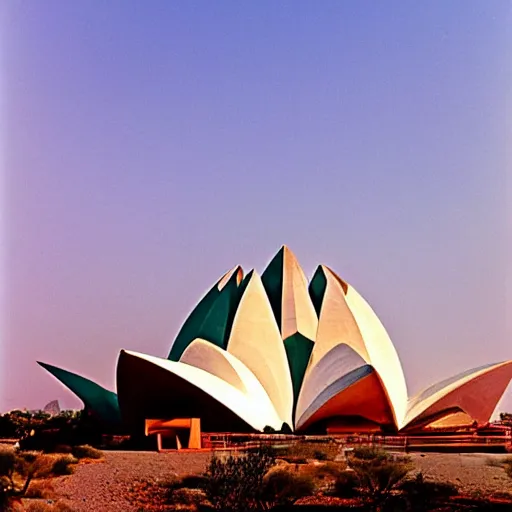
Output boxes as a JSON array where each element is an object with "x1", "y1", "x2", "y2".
[
  {"x1": 343, "y1": 280, "x2": 408, "y2": 428},
  {"x1": 37, "y1": 362, "x2": 121, "y2": 425},
  {"x1": 296, "y1": 343, "x2": 368, "y2": 423},
  {"x1": 281, "y1": 246, "x2": 318, "y2": 341},
  {"x1": 296, "y1": 365, "x2": 395, "y2": 432},
  {"x1": 403, "y1": 360, "x2": 512, "y2": 430},
  {"x1": 168, "y1": 265, "x2": 243, "y2": 360},
  {"x1": 261, "y1": 246, "x2": 318, "y2": 404},
  {"x1": 117, "y1": 350, "x2": 282, "y2": 433},
  {"x1": 181, "y1": 338, "x2": 281, "y2": 424},
  {"x1": 310, "y1": 266, "x2": 368, "y2": 362},
  {"x1": 305, "y1": 265, "x2": 369, "y2": 393},
  {"x1": 227, "y1": 271, "x2": 293, "y2": 427}
]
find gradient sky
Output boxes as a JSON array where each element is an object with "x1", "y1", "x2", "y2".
[{"x1": 2, "y1": 2, "x2": 511, "y2": 416}]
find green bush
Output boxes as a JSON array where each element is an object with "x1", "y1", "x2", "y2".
[
  {"x1": 204, "y1": 445, "x2": 276, "y2": 512},
  {"x1": 262, "y1": 468, "x2": 315, "y2": 506},
  {"x1": 71, "y1": 445, "x2": 103, "y2": 460},
  {"x1": 50, "y1": 455, "x2": 78, "y2": 476}
]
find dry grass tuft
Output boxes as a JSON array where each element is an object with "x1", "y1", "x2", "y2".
[
  {"x1": 24, "y1": 500, "x2": 75, "y2": 512},
  {"x1": 277, "y1": 441, "x2": 339, "y2": 462},
  {"x1": 24, "y1": 480, "x2": 56, "y2": 499}
]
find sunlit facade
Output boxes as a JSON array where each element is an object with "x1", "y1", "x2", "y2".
[{"x1": 39, "y1": 246, "x2": 512, "y2": 434}]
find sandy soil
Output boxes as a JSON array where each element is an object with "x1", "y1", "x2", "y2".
[
  {"x1": 410, "y1": 452, "x2": 512, "y2": 495},
  {"x1": 53, "y1": 451, "x2": 211, "y2": 512},
  {"x1": 44, "y1": 450, "x2": 512, "y2": 511}
]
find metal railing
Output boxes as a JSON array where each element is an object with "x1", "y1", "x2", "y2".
[{"x1": 200, "y1": 431, "x2": 511, "y2": 453}]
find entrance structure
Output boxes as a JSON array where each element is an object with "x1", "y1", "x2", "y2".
[
  {"x1": 145, "y1": 418, "x2": 201, "y2": 451},
  {"x1": 38, "y1": 246, "x2": 512, "y2": 436}
]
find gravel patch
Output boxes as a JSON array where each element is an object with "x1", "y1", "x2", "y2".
[
  {"x1": 54, "y1": 451, "x2": 211, "y2": 512},
  {"x1": 52, "y1": 450, "x2": 512, "y2": 511},
  {"x1": 411, "y1": 452, "x2": 512, "y2": 495}
]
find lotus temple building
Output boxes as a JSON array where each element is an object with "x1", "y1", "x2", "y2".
[{"x1": 39, "y1": 247, "x2": 512, "y2": 438}]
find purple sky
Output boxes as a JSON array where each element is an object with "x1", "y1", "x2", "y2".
[{"x1": 2, "y1": 2, "x2": 511, "y2": 416}]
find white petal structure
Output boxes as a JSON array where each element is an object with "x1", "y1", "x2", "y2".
[
  {"x1": 281, "y1": 247, "x2": 318, "y2": 341},
  {"x1": 300, "y1": 265, "x2": 406, "y2": 430},
  {"x1": 298, "y1": 265, "x2": 370, "y2": 424},
  {"x1": 308, "y1": 266, "x2": 368, "y2": 365},
  {"x1": 117, "y1": 349, "x2": 283, "y2": 432},
  {"x1": 403, "y1": 361, "x2": 512, "y2": 430},
  {"x1": 227, "y1": 271, "x2": 294, "y2": 428},
  {"x1": 41, "y1": 246, "x2": 512, "y2": 436},
  {"x1": 217, "y1": 265, "x2": 243, "y2": 290},
  {"x1": 181, "y1": 338, "x2": 281, "y2": 427},
  {"x1": 296, "y1": 344, "x2": 383, "y2": 430},
  {"x1": 343, "y1": 280, "x2": 409, "y2": 429}
]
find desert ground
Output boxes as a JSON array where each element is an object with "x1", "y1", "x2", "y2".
[{"x1": 39, "y1": 451, "x2": 511, "y2": 512}]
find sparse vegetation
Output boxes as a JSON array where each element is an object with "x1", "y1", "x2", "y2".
[
  {"x1": 0, "y1": 410, "x2": 83, "y2": 441},
  {"x1": 71, "y1": 445, "x2": 103, "y2": 460},
  {"x1": 24, "y1": 501, "x2": 75, "y2": 512},
  {"x1": 50, "y1": 455, "x2": 78, "y2": 476},
  {"x1": 499, "y1": 412, "x2": 512, "y2": 426},
  {"x1": 261, "y1": 467, "x2": 315, "y2": 507},
  {"x1": 24, "y1": 480, "x2": 56, "y2": 499},
  {"x1": 333, "y1": 470, "x2": 360, "y2": 498},
  {"x1": 0, "y1": 448, "x2": 59, "y2": 510},
  {"x1": 276, "y1": 440, "x2": 339, "y2": 462},
  {"x1": 203, "y1": 445, "x2": 276, "y2": 511},
  {"x1": 347, "y1": 446, "x2": 412, "y2": 511},
  {"x1": 504, "y1": 458, "x2": 512, "y2": 479},
  {"x1": 398, "y1": 472, "x2": 458, "y2": 512}
]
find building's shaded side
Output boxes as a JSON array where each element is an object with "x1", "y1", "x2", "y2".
[{"x1": 117, "y1": 350, "x2": 256, "y2": 435}]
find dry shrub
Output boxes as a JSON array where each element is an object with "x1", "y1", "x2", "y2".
[
  {"x1": 71, "y1": 445, "x2": 103, "y2": 460},
  {"x1": 262, "y1": 468, "x2": 315, "y2": 506},
  {"x1": 398, "y1": 472, "x2": 458, "y2": 512},
  {"x1": 333, "y1": 470, "x2": 359, "y2": 498},
  {"x1": 24, "y1": 480, "x2": 55, "y2": 499},
  {"x1": 204, "y1": 445, "x2": 275, "y2": 512},
  {"x1": 491, "y1": 490, "x2": 512, "y2": 501},
  {"x1": 15, "y1": 452, "x2": 55, "y2": 480},
  {"x1": 504, "y1": 458, "x2": 512, "y2": 479},
  {"x1": 177, "y1": 474, "x2": 208, "y2": 490},
  {"x1": 308, "y1": 460, "x2": 347, "y2": 479},
  {"x1": 24, "y1": 500, "x2": 75, "y2": 512},
  {"x1": 278, "y1": 441, "x2": 339, "y2": 462},
  {"x1": 347, "y1": 447, "x2": 412, "y2": 510},
  {"x1": 170, "y1": 487, "x2": 207, "y2": 508},
  {"x1": 162, "y1": 474, "x2": 209, "y2": 506},
  {"x1": 49, "y1": 455, "x2": 77, "y2": 476},
  {"x1": 301, "y1": 461, "x2": 347, "y2": 494},
  {"x1": 486, "y1": 456, "x2": 512, "y2": 468}
]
